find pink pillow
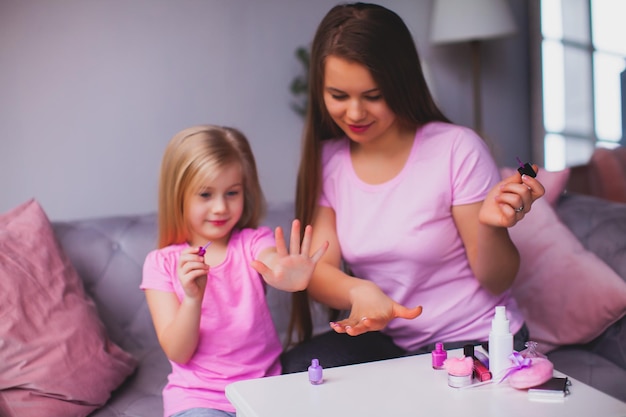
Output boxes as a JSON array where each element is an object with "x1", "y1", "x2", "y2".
[
  {"x1": 531, "y1": 167, "x2": 570, "y2": 206},
  {"x1": 501, "y1": 168, "x2": 626, "y2": 352},
  {"x1": 0, "y1": 199, "x2": 137, "y2": 417}
]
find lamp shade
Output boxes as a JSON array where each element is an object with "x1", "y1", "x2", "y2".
[{"x1": 430, "y1": 0, "x2": 517, "y2": 44}]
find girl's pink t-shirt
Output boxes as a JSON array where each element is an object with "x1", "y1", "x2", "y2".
[
  {"x1": 141, "y1": 227, "x2": 281, "y2": 416},
  {"x1": 319, "y1": 122, "x2": 523, "y2": 351}
]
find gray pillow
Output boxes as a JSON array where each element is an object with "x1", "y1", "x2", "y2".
[
  {"x1": 555, "y1": 192, "x2": 626, "y2": 370},
  {"x1": 556, "y1": 192, "x2": 626, "y2": 282}
]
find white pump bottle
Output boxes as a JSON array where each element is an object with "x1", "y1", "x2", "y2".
[{"x1": 488, "y1": 305, "x2": 514, "y2": 380}]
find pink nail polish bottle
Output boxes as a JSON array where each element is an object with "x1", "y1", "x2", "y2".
[
  {"x1": 308, "y1": 358, "x2": 323, "y2": 385},
  {"x1": 432, "y1": 342, "x2": 447, "y2": 370}
]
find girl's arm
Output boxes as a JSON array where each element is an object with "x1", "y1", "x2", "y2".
[
  {"x1": 453, "y1": 167, "x2": 545, "y2": 294},
  {"x1": 144, "y1": 247, "x2": 208, "y2": 364},
  {"x1": 251, "y1": 219, "x2": 328, "y2": 292},
  {"x1": 299, "y1": 206, "x2": 422, "y2": 336}
]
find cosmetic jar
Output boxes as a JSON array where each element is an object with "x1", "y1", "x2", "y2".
[
  {"x1": 443, "y1": 356, "x2": 474, "y2": 388},
  {"x1": 448, "y1": 373, "x2": 473, "y2": 388}
]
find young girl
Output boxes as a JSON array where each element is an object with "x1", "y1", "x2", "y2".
[
  {"x1": 281, "y1": 2, "x2": 546, "y2": 373},
  {"x1": 141, "y1": 125, "x2": 327, "y2": 417}
]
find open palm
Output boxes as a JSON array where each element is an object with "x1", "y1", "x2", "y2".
[{"x1": 251, "y1": 220, "x2": 328, "y2": 292}]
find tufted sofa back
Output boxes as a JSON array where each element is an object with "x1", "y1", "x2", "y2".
[
  {"x1": 52, "y1": 213, "x2": 160, "y2": 354},
  {"x1": 51, "y1": 203, "x2": 331, "y2": 356}
]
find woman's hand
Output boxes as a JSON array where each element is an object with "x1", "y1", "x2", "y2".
[
  {"x1": 177, "y1": 246, "x2": 210, "y2": 300},
  {"x1": 251, "y1": 219, "x2": 329, "y2": 292},
  {"x1": 329, "y1": 280, "x2": 423, "y2": 336},
  {"x1": 479, "y1": 165, "x2": 545, "y2": 227}
]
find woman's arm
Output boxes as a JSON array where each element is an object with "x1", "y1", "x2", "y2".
[
  {"x1": 454, "y1": 168, "x2": 545, "y2": 294},
  {"x1": 306, "y1": 206, "x2": 422, "y2": 336},
  {"x1": 452, "y1": 202, "x2": 520, "y2": 294},
  {"x1": 300, "y1": 206, "x2": 350, "y2": 308}
]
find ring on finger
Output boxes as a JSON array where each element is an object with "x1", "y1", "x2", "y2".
[{"x1": 515, "y1": 205, "x2": 524, "y2": 213}]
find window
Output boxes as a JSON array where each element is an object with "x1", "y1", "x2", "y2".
[{"x1": 532, "y1": 0, "x2": 626, "y2": 170}]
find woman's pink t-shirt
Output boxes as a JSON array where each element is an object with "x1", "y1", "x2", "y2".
[
  {"x1": 141, "y1": 227, "x2": 281, "y2": 416},
  {"x1": 319, "y1": 122, "x2": 523, "y2": 351}
]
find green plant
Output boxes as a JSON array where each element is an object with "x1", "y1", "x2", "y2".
[{"x1": 289, "y1": 46, "x2": 310, "y2": 117}]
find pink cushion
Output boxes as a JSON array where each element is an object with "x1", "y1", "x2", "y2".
[
  {"x1": 502, "y1": 167, "x2": 626, "y2": 352},
  {"x1": 0, "y1": 199, "x2": 137, "y2": 417},
  {"x1": 533, "y1": 167, "x2": 570, "y2": 206},
  {"x1": 588, "y1": 147, "x2": 626, "y2": 203}
]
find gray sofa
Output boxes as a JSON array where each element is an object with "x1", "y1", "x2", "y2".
[
  {"x1": 548, "y1": 192, "x2": 626, "y2": 401},
  {"x1": 51, "y1": 194, "x2": 626, "y2": 416}
]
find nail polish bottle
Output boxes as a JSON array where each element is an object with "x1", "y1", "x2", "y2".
[
  {"x1": 463, "y1": 344, "x2": 492, "y2": 382},
  {"x1": 308, "y1": 358, "x2": 323, "y2": 385},
  {"x1": 431, "y1": 342, "x2": 447, "y2": 370}
]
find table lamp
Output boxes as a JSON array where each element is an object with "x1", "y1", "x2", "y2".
[{"x1": 430, "y1": 0, "x2": 517, "y2": 134}]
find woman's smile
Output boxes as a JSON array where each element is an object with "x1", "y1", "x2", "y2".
[{"x1": 348, "y1": 123, "x2": 373, "y2": 133}]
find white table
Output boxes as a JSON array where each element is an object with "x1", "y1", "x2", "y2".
[{"x1": 226, "y1": 350, "x2": 626, "y2": 417}]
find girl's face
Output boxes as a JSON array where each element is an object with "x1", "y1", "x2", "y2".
[
  {"x1": 323, "y1": 55, "x2": 399, "y2": 145},
  {"x1": 185, "y1": 163, "x2": 245, "y2": 247}
]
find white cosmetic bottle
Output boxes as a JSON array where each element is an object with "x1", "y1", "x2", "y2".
[{"x1": 488, "y1": 305, "x2": 513, "y2": 380}]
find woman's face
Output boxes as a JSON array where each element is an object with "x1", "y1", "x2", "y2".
[
  {"x1": 184, "y1": 163, "x2": 245, "y2": 247},
  {"x1": 323, "y1": 55, "x2": 399, "y2": 144}
]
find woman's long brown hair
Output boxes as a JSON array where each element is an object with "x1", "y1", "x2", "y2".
[{"x1": 288, "y1": 2, "x2": 451, "y2": 346}]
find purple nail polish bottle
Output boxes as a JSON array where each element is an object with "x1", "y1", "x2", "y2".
[
  {"x1": 198, "y1": 241, "x2": 211, "y2": 256},
  {"x1": 308, "y1": 358, "x2": 323, "y2": 385}
]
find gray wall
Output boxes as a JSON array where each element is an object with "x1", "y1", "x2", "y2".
[{"x1": 0, "y1": 0, "x2": 529, "y2": 221}]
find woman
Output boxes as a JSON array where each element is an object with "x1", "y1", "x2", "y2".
[{"x1": 281, "y1": 2, "x2": 544, "y2": 373}]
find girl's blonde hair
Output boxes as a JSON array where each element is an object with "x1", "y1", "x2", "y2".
[{"x1": 157, "y1": 125, "x2": 265, "y2": 248}]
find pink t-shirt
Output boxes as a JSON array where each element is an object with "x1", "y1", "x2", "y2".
[
  {"x1": 141, "y1": 227, "x2": 282, "y2": 416},
  {"x1": 319, "y1": 122, "x2": 523, "y2": 351}
]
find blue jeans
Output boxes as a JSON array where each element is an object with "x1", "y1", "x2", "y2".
[{"x1": 170, "y1": 408, "x2": 236, "y2": 417}]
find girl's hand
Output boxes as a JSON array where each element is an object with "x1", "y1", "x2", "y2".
[
  {"x1": 177, "y1": 246, "x2": 210, "y2": 300},
  {"x1": 479, "y1": 165, "x2": 546, "y2": 228},
  {"x1": 329, "y1": 281, "x2": 423, "y2": 336},
  {"x1": 251, "y1": 219, "x2": 329, "y2": 292}
]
